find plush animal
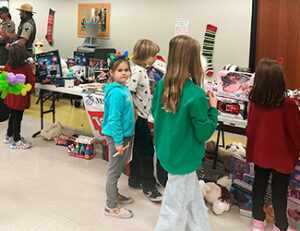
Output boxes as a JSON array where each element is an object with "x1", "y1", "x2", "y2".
[
  {"x1": 199, "y1": 176, "x2": 232, "y2": 215},
  {"x1": 226, "y1": 142, "x2": 246, "y2": 158},
  {"x1": 205, "y1": 140, "x2": 232, "y2": 171},
  {"x1": 41, "y1": 121, "x2": 63, "y2": 140}
]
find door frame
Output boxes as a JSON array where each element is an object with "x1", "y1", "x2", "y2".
[{"x1": 249, "y1": 0, "x2": 259, "y2": 72}]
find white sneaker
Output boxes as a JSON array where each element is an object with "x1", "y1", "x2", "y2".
[
  {"x1": 3, "y1": 135, "x2": 12, "y2": 144},
  {"x1": 11, "y1": 139, "x2": 32, "y2": 149},
  {"x1": 104, "y1": 206, "x2": 133, "y2": 219}
]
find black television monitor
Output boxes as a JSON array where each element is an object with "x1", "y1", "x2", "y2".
[{"x1": 36, "y1": 50, "x2": 62, "y2": 80}]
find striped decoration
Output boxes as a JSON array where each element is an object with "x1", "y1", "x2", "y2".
[{"x1": 202, "y1": 24, "x2": 218, "y2": 77}]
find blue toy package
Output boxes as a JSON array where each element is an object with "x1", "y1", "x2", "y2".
[{"x1": 147, "y1": 66, "x2": 164, "y2": 92}]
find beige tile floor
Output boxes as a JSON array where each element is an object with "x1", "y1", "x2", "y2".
[{"x1": 0, "y1": 115, "x2": 277, "y2": 231}]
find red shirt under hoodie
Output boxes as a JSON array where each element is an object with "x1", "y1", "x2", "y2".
[
  {"x1": 2, "y1": 64, "x2": 36, "y2": 111},
  {"x1": 246, "y1": 98, "x2": 300, "y2": 174}
]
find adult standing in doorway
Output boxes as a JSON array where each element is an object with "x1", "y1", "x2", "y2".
[
  {"x1": 6, "y1": 3, "x2": 36, "y2": 57},
  {"x1": 0, "y1": 7, "x2": 15, "y2": 65}
]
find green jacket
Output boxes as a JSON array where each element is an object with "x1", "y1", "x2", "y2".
[{"x1": 151, "y1": 78, "x2": 218, "y2": 175}]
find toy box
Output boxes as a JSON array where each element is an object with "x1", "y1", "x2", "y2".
[
  {"x1": 100, "y1": 140, "x2": 130, "y2": 176},
  {"x1": 230, "y1": 184, "x2": 252, "y2": 209},
  {"x1": 288, "y1": 165, "x2": 300, "y2": 201},
  {"x1": 287, "y1": 197, "x2": 300, "y2": 230},
  {"x1": 67, "y1": 135, "x2": 96, "y2": 160},
  {"x1": 217, "y1": 96, "x2": 248, "y2": 120},
  {"x1": 55, "y1": 133, "x2": 79, "y2": 147},
  {"x1": 229, "y1": 155, "x2": 255, "y2": 181},
  {"x1": 217, "y1": 70, "x2": 254, "y2": 101}
]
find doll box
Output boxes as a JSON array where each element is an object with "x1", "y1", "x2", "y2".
[
  {"x1": 288, "y1": 165, "x2": 300, "y2": 201},
  {"x1": 55, "y1": 133, "x2": 79, "y2": 147},
  {"x1": 287, "y1": 197, "x2": 300, "y2": 230},
  {"x1": 217, "y1": 71, "x2": 254, "y2": 101},
  {"x1": 230, "y1": 184, "x2": 252, "y2": 209},
  {"x1": 229, "y1": 155, "x2": 255, "y2": 181},
  {"x1": 67, "y1": 135, "x2": 96, "y2": 160}
]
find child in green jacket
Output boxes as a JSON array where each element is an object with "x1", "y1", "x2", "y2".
[{"x1": 152, "y1": 35, "x2": 218, "y2": 231}]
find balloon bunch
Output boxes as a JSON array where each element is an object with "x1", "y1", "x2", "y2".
[{"x1": 0, "y1": 71, "x2": 32, "y2": 99}]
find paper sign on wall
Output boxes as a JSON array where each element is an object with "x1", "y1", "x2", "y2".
[{"x1": 175, "y1": 18, "x2": 189, "y2": 36}]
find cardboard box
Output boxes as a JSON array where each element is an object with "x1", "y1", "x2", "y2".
[
  {"x1": 287, "y1": 197, "x2": 300, "y2": 230},
  {"x1": 55, "y1": 133, "x2": 79, "y2": 147},
  {"x1": 67, "y1": 135, "x2": 96, "y2": 160},
  {"x1": 217, "y1": 70, "x2": 254, "y2": 101},
  {"x1": 288, "y1": 165, "x2": 300, "y2": 201},
  {"x1": 230, "y1": 155, "x2": 254, "y2": 181}
]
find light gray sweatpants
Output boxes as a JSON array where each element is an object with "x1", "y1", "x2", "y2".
[
  {"x1": 105, "y1": 136, "x2": 133, "y2": 209},
  {"x1": 154, "y1": 171, "x2": 211, "y2": 231}
]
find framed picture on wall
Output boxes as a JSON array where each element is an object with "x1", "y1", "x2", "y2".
[{"x1": 78, "y1": 4, "x2": 111, "y2": 37}]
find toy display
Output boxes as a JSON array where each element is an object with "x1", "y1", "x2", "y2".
[
  {"x1": 0, "y1": 71, "x2": 32, "y2": 99},
  {"x1": 147, "y1": 55, "x2": 166, "y2": 92},
  {"x1": 67, "y1": 135, "x2": 96, "y2": 160},
  {"x1": 218, "y1": 70, "x2": 254, "y2": 101},
  {"x1": 199, "y1": 176, "x2": 232, "y2": 215}
]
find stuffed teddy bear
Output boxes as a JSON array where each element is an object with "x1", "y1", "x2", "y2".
[
  {"x1": 199, "y1": 176, "x2": 232, "y2": 215},
  {"x1": 226, "y1": 142, "x2": 246, "y2": 158},
  {"x1": 41, "y1": 121, "x2": 63, "y2": 140}
]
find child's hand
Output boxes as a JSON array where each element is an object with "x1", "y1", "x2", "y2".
[
  {"x1": 207, "y1": 91, "x2": 218, "y2": 108},
  {"x1": 115, "y1": 144, "x2": 124, "y2": 155}
]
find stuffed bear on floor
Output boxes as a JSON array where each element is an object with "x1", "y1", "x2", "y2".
[
  {"x1": 199, "y1": 176, "x2": 232, "y2": 215},
  {"x1": 41, "y1": 121, "x2": 63, "y2": 140}
]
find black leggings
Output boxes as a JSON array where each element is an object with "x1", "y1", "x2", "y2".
[
  {"x1": 129, "y1": 116, "x2": 156, "y2": 190},
  {"x1": 7, "y1": 109, "x2": 24, "y2": 142},
  {"x1": 252, "y1": 165, "x2": 290, "y2": 231}
]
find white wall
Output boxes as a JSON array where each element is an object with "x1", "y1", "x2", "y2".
[{"x1": 9, "y1": 0, "x2": 252, "y2": 79}]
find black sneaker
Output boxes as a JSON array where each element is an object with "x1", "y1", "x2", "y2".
[
  {"x1": 117, "y1": 193, "x2": 133, "y2": 204},
  {"x1": 128, "y1": 179, "x2": 142, "y2": 189},
  {"x1": 143, "y1": 188, "x2": 163, "y2": 203}
]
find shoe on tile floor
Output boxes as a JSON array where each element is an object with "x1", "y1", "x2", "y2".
[
  {"x1": 3, "y1": 135, "x2": 12, "y2": 144},
  {"x1": 143, "y1": 188, "x2": 163, "y2": 203},
  {"x1": 128, "y1": 178, "x2": 142, "y2": 189},
  {"x1": 117, "y1": 193, "x2": 133, "y2": 204},
  {"x1": 10, "y1": 138, "x2": 32, "y2": 149},
  {"x1": 252, "y1": 219, "x2": 266, "y2": 231},
  {"x1": 104, "y1": 206, "x2": 133, "y2": 219},
  {"x1": 273, "y1": 225, "x2": 296, "y2": 231}
]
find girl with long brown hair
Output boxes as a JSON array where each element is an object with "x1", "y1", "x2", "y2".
[
  {"x1": 152, "y1": 35, "x2": 218, "y2": 230},
  {"x1": 247, "y1": 59, "x2": 299, "y2": 231}
]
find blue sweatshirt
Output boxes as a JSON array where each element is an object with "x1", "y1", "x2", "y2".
[{"x1": 101, "y1": 83, "x2": 135, "y2": 145}]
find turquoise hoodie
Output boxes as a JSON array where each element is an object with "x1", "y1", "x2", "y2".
[{"x1": 101, "y1": 83, "x2": 135, "y2": 145}]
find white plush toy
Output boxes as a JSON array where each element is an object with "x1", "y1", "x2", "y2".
[
  {"x1": 199, "y1": 176, "x2": 232, "y2": 215},
  {"x1": 41, "y1": 122, "x2": 63, "y2": 140},
  {"x1": 226, "y1": 142, "x2": 246, "y2": 158}
]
